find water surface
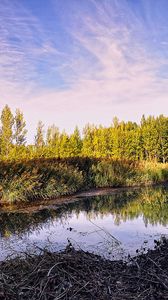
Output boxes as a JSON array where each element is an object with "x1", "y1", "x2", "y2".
[{"x1": 1, "y1": 185, "x2": 168, "y2": 260}]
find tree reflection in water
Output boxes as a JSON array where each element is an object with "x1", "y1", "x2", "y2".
[{"x1": 0, "y1": 185, "x2": 168, "y2": 238}]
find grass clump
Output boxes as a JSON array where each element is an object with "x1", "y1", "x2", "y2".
[{"x1": 0, "y1": 160, "x2": 84, "y2": 204}]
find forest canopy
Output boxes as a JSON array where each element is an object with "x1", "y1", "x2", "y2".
[{"x1": 1, "y1": 105, "x2": 168, "y2": 162}]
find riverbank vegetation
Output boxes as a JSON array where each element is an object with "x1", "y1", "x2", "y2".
[
  {"x1": 0, "y1": 105, "x2": 168, "y2": 203},
  {"x1": 0, "y1": 238, "x2": 168, "y2": 299},
  {"x1": 0, "y1": 158, "x2": 168, "y2": 203}
]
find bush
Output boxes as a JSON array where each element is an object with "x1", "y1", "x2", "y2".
[
  {"x1": 90, "y1": 160, "x2": 137, "y2": 187},
  {"x1": 0, "y1": 160, "x2": 84, "y2": 204}
]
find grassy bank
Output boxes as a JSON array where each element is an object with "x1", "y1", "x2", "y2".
[
  {"x1": 0, "y1": 158, "x2": 168, "y2": 204},
  {"x1": 0, "y1": 238, "x2": 168, "y2": 299}
]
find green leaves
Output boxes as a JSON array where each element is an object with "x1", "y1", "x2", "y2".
[
  {"x1": 0, "y1": 105, "x2": 14, "y2": 156},
  {"x1": 0, "y1": 105, "x2": 168, "y2": 163},
  {"x1": 14, "y1": 109, "x2": 27, "y2": 146}
]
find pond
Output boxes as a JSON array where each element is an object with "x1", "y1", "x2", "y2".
[{"x1": 0, "y1": 185, "x2": 168, "y2": 261}]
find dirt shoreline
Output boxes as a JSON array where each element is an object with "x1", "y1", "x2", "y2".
[
  {"x1": 0, "y1": 238, "x2": 168, "y2": 299},
  {"x1": 0, "y1": 185, "x2": 143, "y2": 213},
  {"x1": 1, "y1": 183, "x2": 167, "y2": 213}
]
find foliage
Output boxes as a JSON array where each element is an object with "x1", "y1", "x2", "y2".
[
  {"x1": 35, "y1": 121, "x2": 45, "y2": 148},
  {"x1": 0, "y1": 159, "x2": 84, "y2": 203},
  {"x1": 14, "y1": 109, "x2": 27, "y2": 146},
  {"x1": 89, "y1": 160, "x2": 136, "y2": 187},
  {"x1": 0, "y1": 105, "x2": 168, "y2": 203},
  {"x1": 0, "y1": 158, "x2": 168, "y2": 203},
  {"x1": 0, "y1": 106, "x2": 168, "y2": 163},
  {"x1": 0, "y1": 105, "x2": 14, "y2": 157}
]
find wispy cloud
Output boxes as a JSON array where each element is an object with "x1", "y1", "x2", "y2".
[
  {"x1": 65, "y1": 0, "x2": 168, "y2": 104},
  {"x1": 31, "y1": 1, "x2": 168, "y2": 115},
  {"x1": 0, "y1": 0, "x2": 61, "y2": 103},
  {"x1": 0, "y1": 0, "x2": 168, "y2": 141}
]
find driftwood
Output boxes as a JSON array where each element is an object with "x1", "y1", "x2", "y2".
[{"x1": 0, "y1": 239, "x2": 168, "y2": 299}]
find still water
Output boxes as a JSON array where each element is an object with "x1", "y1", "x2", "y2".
[{"x1": 0, "y1": 185, "x2": 168, "y2": 260}]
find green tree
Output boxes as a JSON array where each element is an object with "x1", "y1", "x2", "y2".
[
  {"x1": 68, "y1": 126, "x2": 82, "y2": 156},
  {"x1": 123, "y1": 122, "x2": 142, "y2": 160},
  {"x1": 110, "y1": 120, "x2": 124, "y2": 159},
  {"x1": 14, "y1": 109, "x2": 27, "y2": 145},
  {"x1": 82, "y1": 124, "x2": 95, "y2": 157},
  {"x1": 141, "y1": 116, "x2": 159, "y2": 161},
  {"x1": 35, "y1": 121, "x2": 45, "y2": 148},
  {"x1": 46, "y1": 125, "x2": 60, "y2": 157},
  {"x1": 0, "y1": 105, "x2": 14, "y2": 157},
  {"x1": 157, "y1": 115, "x2": 168, "y2": 163},
  {"x1": 59, "y1": 131, "x2": 70, "y2": 157}
]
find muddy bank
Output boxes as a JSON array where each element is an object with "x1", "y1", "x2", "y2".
[
  {"x1": 0, "y1": 238, "x2": 168, "y2": 299},
  {"x1": 0, "y1": 186, "x2": 132, "y2": 213},
  {"x1": 0, "y1": 183, "x2": 166, "y2": 214},
  {"x1": 0, "y1": 186, "x2": 148, "y2": 213}
]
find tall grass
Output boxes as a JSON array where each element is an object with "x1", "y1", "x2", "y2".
[
  {"x1": 0, "y1": 158, "x2": 168, "y2": 204},
  {"x1": 0, "y1": 160, "x2": 84, "y2": 203}
]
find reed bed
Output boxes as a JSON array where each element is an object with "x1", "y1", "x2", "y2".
[{"x1": 0, "y1": 158, "x2": 168, "y2": 204}]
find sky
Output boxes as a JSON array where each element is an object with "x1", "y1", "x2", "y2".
[{"x1": 1, "y1": 0, "x2": 168, "y2": 141}]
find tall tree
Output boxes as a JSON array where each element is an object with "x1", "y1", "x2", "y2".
[
  {"x1": 157, "y1": 115, "x2": 168, "y2": 163},
  {"x1": 59, "y1": 131, "x2": 70, "y2": 157},
  {"x1": 35, "y1": 121, "x2": 45, "y2": 148},
  {"x1": 82, "y1": 124, "x2": 95, "y2": 157},
  {"x1": 68, "y1": 126, "x2": 82, "y2": 156},
  {"x1": 141, "y1": 116, "x2": 159, "y2": 161},
  {"x1": 14, "y1": 109, "x2": 27, "y2": 145},
  {"x1": 46, "y1": 125, "x2": 60, "y2": 157},
  {"x1": 0, "y1": 105, "x2": 14, "y2": 156}
]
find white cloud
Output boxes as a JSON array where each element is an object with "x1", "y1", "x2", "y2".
[
  {"x1": 0, "y1": 0, "x2": 61, "y2": 100},
  {"x1": 0, "y1": 0, "x2": 168, "y2": 142}
]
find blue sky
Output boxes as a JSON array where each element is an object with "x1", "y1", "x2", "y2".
[{"x1": 1, "y1": 0, "x2": 168, "y2": 141}]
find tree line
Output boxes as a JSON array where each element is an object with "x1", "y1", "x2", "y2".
[{"x1": 1, "y1": 104, "x2": 168, "y2": 162}]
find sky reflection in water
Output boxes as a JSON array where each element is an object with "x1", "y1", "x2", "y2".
[{"x1": 0, "y1": 186, "x2": 168, "y2": 260}]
